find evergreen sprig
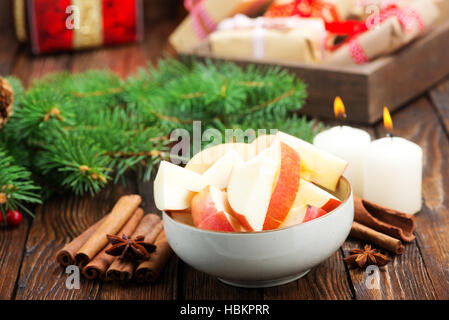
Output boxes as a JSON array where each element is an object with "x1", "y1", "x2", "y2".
[
  {"x1": 0, "y1": 148, "x2": 41, "y2": 222},
  {"x1": 0, "y1": 58, "x2": 320, "y2": 210}
]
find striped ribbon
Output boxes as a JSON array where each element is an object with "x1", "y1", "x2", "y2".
[
  {"x1": 347, "y1": 5, "x2": 425, "y2": 64},
  {"x1": 184, "y1": 0, "x2": 217, "y2": 40}
]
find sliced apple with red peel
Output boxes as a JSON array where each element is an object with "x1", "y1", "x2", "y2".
[
  {"x1": 191, "y1": 186, "x2": 246, "y2": 232},
  {"x1": 227, "y1": 141, "x2": 281, "y2": 232},
  {"x1": 276, "y1": 132, "x2": 347, "y2": 191},
  {"x1": 169, "y1": 210, "x2": 194, "y2": 226},
  {"x1": 294, "y1": 179, "x2": 342, "y2": 213},
  {"x1": 303, "y1": 205, "x2": 328, "y2": 223},
  {"x1": 263, "y1": 142, "x2": 301, "y2": 230},
  {"x1": 279, "y1": 205, "x2": 307, "y2": 228},
  {"x1": 190, "y1": 150, "x2": 244, "y2": 192},
  {"x1": 154, "y1": 161, "x2": 200, "y2": 211},
  {"x1": 254, "y1": 132, "x2": 347, "y2": 191},
  {"x1": 185, "y1": 143, "x2": 256, "y2": 174}
]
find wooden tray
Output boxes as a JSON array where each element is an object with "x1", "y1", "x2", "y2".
[{"x1": 187, "y1": 20, "x2": 449, "y2": 124}]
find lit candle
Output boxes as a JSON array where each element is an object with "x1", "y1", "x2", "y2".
[
  {"x1": 363, "y1": 107, "x2": 423, "y2": 214},
  {"x1": 313, "y1": 97, "x2": 371, "y2": 197}
]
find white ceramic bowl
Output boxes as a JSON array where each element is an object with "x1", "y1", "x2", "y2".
[{"x1": 163, "y1": 178, "x2": 353, "y2": 288}]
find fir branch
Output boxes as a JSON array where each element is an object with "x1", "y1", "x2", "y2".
[
  {"x1": 0, "y1": 58, "x2": 318, "y2": 198},
  {"x1": 37, "y1": 132, "x2": 111, "y2": 196},
  {"x1": 0, "y1": 148, "x2": 41, "y2": 221}
]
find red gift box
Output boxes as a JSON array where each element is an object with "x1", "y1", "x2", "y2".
[{"x1": 14, "y1": 0, "x2": 143, "y2": 54}]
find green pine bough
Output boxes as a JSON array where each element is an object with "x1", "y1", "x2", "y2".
[{"x1": 0, "y1": 58, "x2": 321, "y2": 217}]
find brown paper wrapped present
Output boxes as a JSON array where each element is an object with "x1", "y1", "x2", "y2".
[
  {"x1": 169, "y1": 0, "x2": 273, "y2": 53},
  {"x1": 325, "y1": 0, "x2": 439, "y2": 65},
  {"x1": 207, "y1": 15, "x2": 326, "y2": 63}
]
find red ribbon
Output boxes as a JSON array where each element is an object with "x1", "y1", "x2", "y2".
[
  {"x1": 327, "y1": 5, "x2": 425, "y2": 63},
  {"x1": 265, "y1": 0, "x2": 340, "y2": 23}
]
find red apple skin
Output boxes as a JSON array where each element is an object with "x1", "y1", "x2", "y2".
[
  {"x1": 321, "y1": 198, "x2": 342, "y2": 213},
  {"x1": 232, "y1": 211, "x2": 254, "y2": 232},
  {"x1": 191, "y1": 187, "x2": 235, "y2": 232},
  {"x1": 263, "y1": 143, "x2": 301, "y2": 230},
  {"x1": 303, "y1": 205, "x2": 328, "y2": 223}
]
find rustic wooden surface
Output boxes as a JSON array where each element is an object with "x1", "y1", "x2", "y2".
[{"x1": 1, "y1": 14, "x2": 449, "y2": 301}]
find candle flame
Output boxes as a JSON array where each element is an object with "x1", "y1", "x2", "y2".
[
  {"x1": 383, "y1": 106, "x2": 394, "y2": 132},
  {"x1": 334, "y1": 96, "x2": 346, "y2": 120}
]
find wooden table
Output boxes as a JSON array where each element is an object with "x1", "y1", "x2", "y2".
[{"x1": 1, "y1": 21, "x2": 448, "y2": 301}]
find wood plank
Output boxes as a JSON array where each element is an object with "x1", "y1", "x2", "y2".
[
  {"x1": 342, "y1": 237, "x2": 436, "y2": 299},
  {"x1": 0, "y1": 0, "x2": 14, "y2": 33},
  {"x1": 126, "y1": 21, "x2": 178, "y2": 76},
  {"x1": 12, "y1": 51, "x2": 72, "y2": 87},
  {"x1": 429, "y1": 76, "x2": 449, "y2": 135},
  {"x1": 373, "y1": 97, "x2": 449, "y2": 299},
  {"x1": 0, "y1": 218, "x2": 31, "y2": 300},
  {"x1": 181, "y1": 263, "x2": 263, "y2": 300},
  {"x1": 98, "y1": 256, "x2": 178, "y2": 300},
  {"x1": 263, "y1": 251, "x2": 353, "y2": 300},
  {"x1": 15, "y1": 183, "x2": 136, "y2": 300},
  {"x1": 0, "y1": 32, "x2": 20, "y2": 76}
]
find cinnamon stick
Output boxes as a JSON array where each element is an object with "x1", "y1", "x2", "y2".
[
  {"x1": 350, "y1": 221, "x2": 405, "y2": 254},
  {"x1": 56, "y1": 216, "x2": 107, "y2": 267},
  {"x1": 75, "y1": 194, "x2": 142, "y2": 266},
  {"x1": 106, "y1": 214, "x2": 161, "y2": 282},
  {"x1": 135, "y1": 230, "x2": 173, "y2": 282},
  {"x1": 354, "y1": 196, "x2": 415, "y2": 242},
  {"x1": 82, "y1": 208, "x2": 144, "y2": 280}
]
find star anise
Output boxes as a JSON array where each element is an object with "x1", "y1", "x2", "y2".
[
  {"x1": 344, "y1": 244, "x2": 391, "y2": 269},
  {"x1": 106, "y1": 234, "x2": 156, "y2": 262}
]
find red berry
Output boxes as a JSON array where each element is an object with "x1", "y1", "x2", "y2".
[{"x1": 6, "y1": 210, "x2": 23, "y2": 227}]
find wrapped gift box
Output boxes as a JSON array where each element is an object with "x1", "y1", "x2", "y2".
[
  {"x1": 326, "y1": 1, "x2": 439, "y2": 65},
  {"x1": 14, "y1": 0, "x2": 143, "y2": 54},
  {"x1": 169, "y1": 0, "x2": 274, "y2": 53},
  {"x1": 188, "y1": 18, "x2": 449, "y2": 124},
  {"x1": 209, "y1": 15, "x2": 326, "y2": 63}
]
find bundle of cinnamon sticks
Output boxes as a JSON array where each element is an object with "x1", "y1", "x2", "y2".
[
  {"x1": 56, "y1": 195, "x2": 172, "y2": 282},
  {"x1": 349, "y1": 196, "x2": 416, "y2": 254}
]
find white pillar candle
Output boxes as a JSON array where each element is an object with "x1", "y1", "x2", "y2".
[
  {"x1": 313, "y1": 126, "x2": 371, "y2": 197},
  {"x1": 363, "y1": 137, "x2": 423, "y2": 214}
]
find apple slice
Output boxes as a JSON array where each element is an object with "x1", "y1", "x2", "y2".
[
  {"x1": 263, "y1": 142, "x2": 301, "y2": 230},
  {"x1": 185, "y1": 143, "x2": 255, "y2": 174},
  {"x1": 303, "y1": 205, "x2": 328, "y2": 223},
  {"x1": 277, "y1": 132, "x2": 347, "y2": 191},
  {"x1": 190, "y1": 150, "x2": 244, "y2": 192},
  {"x1": 169, "y1": 209, "x2": 194, "y2": 226},
  {"x1": 294, "y1": 179, "x2": 342, "y2": 212},
  {"x1": 191, "y1": 186, "x2": 245, "y2": 232},
  {"x1": 279, "y1": 205, "x2": 307, "y2": 228},
  {"x1": 254, "y1": 132, "x2": 348, "y2": 191},
  {"x1": 227, "y1": 141, "x2": 281, "y2": 231},
  {"x1": 154, "y1": 161, "x2": 200, "y2": 211}
]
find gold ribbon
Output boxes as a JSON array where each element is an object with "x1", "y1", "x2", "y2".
[
  {"x1": 72, "y1": 0, "x2": 103, "y2": 49},
  {"x1": 14, "y1": 0, "x2": 27, "y2": 42}
]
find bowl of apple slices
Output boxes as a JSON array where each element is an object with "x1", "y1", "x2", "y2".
[{"x1": 155, "y1": 131, "x2": 354, "y2": 288}]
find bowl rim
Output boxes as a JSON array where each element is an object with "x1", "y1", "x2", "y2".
[{"x1": 163, "y1": 177, "x2": 352, "y2": 236}]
